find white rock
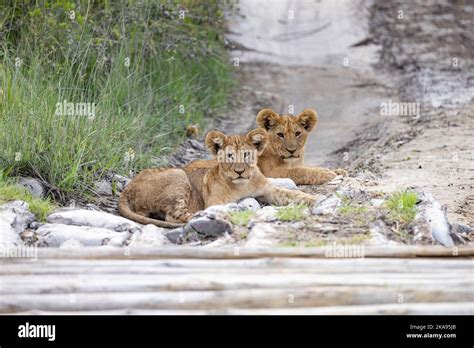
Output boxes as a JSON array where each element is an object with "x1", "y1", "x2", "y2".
[
  {"x1": 370, "y1": 198, "x2": 385, "y2": 207},
  {"x1": 268, "y1": 178, "x2": 297, "y2": 190},
  {"x1": 18, "y1": 177, "x2": 46, "y2": 198},
  {"x1": 94, "y1": 180, "x2": 113, "y2": 196},
  {"x1": 204, "y1": 203, "x2": 238, "y2": 215},
  {"x1": 46, "y1": 209, "x2": 141, "y2": 232},
  {"x1": 245, "y1": 223, "x2": 279, "y2": 247},
  {"x1": 0, "y1": 200, "x2": 35, "y2": 246},
  {"x1": 129, "y1": 224, "x2": 170, "y2": 247},
  {"x1": 203, "y1": 198, "x2": 261, "y2": 216},
  {"x1": 236, "y1": 198, "x2": 261, "y2": 211},
  {"x1": 416, "y1": 192, "x2": 454, "y2": 247},
  {"x1": 0, "y1": 220, "x2": 22, "y2": 246},
  {"x1": 368, "y1": 221, "x2": 400, "y2": 246},
  {"x1": 108, "y1": 235, "x2": 130, "y2": 247},
  {"x1": 252, "y1": 206, "x2": 278, "y2": 222},
  {"x1": 113, "y1": 174, "x2": 131, "y2": 192},
  {"x1": 312, "y1": 195, "x2": 341, "y2": 215},
  {"x1": 37, "y1": 223, "x2": 130, "y2": 247}
]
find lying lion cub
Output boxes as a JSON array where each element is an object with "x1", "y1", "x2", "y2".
[
  {"x1": 119, "y1": 128, "x2": 317, "y2": 228},
  {"x1": 256, "y1": 108, "x2": 347, "y2": 185}
]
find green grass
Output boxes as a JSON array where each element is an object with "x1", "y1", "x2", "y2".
[
  {"x1": 228, "y1": 210, "x2": 254, "y2": 227},
  {"x1": 384, "y1": 190, "x2": 418, "y2": 224},
  {"x1": 276, "y1": 204, "x2": 309, "y2": 222},
  {"x1": 0, "y1": 1, "x2": 233, "y2": 202},
  {"x1": 0, "y1": 176, "x2": 56, "y2": 221}
]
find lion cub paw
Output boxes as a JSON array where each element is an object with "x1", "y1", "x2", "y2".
[
  {"x1": 319, "y1": 170, "x2": 337, "y2": 183},
  {"x1": 295, "y1": 192, "x2": 317, "y2": 206}
]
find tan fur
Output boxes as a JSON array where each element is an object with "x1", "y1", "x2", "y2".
[
  {"x1": 256, "y1": 108, "x2": 347, "y2": 185},
  {"x1": 119, "y1": 128, "x2": 317, "y2": 228},
  {"x1": 186, "y1": 124, "x2": 199, "y2": 138}
]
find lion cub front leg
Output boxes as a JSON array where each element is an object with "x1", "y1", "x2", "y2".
[
  {"x1": 259, "y1": 185, "x2": 317, "y2": 206},
  {"x1": 285, "y1": 166, "x2": 343, "y2": 185}
]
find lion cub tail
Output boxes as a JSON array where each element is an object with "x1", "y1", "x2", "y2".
[{"x1": 118, "y1": 187, "x2": 184, "y2": 229}]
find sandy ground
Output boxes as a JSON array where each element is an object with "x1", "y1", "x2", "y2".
[
  {"x1": 225, "y1": 0, "x2": 473, "y2": 227},
  {"x1": 367, "y1": 0, "x2": 474, "y2": 225},
  {"x1": 226, "y1": 0, "x2": 388, "y2": 166},
  {"x1": 365, "y1": 106, "x2": 474, "y2": 225}
]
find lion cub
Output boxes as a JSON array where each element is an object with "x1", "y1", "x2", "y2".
[
  {"x1": 256, "y1": 108, "x2": 347, "y2": 185},
  {"x1": 119, "y1": 128, "x2": 317, "y2": 228}
]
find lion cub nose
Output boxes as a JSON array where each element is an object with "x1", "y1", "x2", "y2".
[
  {"x1": 287, "y1": 148, "x2": 296, "y2": 154},
  {"x1": 234, "y1": 168, "x2": 245, "y2": 175}
]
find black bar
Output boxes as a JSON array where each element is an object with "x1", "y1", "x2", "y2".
[{"x1": 0, "y1": 315, "x2": 471, "y2": 346}]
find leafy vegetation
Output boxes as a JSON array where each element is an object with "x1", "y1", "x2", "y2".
[
  {"x1": 0, "y1": 175, "x2": 56, "y2": 221},
  {"x1": 228, "y1": 210, "x2": 254, "y2": 227},
  {"x1": 0, "y1": 0, "x2": 233, "y2": 202},
  {"x1": 276, "y1": 204, "x2": 308, "y2": 222},
  {"x1": 384, "y1": 190, "x2": 418, "y2": 224}
]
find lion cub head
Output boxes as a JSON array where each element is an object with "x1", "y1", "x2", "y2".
[
  {"x1": 256, "y1": 108, "x2": 318, "y2": 162},
  {"x1": 205, "y1": 128, "x2": 268, "y2": 184}
]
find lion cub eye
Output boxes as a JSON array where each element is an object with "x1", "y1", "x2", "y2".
[
  {"x1": 295, "y1": 131, "x2": 301, "y2": 137},
  {"x1": 227, "y1": 153, "x2": 234, "y2": 161},
  {"x1": 277, "y1": 132, "x2": 285, "y2": 138}
]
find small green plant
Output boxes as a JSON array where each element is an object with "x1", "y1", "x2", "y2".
[
  {"x1": 384, "y1": 190, "x2": 418, "y2": 224},
  {"x1": 0, "y1": 178, "x2": 56, "y2": 221},
  {"x1": 276, "y1": 204, "x2": 308, "y2": 222},
  {"x1": 228, "y1": 210, "x2": 254, "y2": 227}
]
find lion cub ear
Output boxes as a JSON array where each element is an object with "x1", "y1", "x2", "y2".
[
  {"x1": 246, "y1": 128, "x2": 268, "y2": 155},
  {"x1": 205, "y1": 131, "x2": 227, "y2": 157},
  {"x1": 296, "y1": 108, "x2": 318, "y2": 132},
  {"x1": 256, "y1": 109, "x2": 280, "y2": 131}
]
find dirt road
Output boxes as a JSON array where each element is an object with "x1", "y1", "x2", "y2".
[{"x1": 226, "y1": 0, "x2": 390, "y2": 166}]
